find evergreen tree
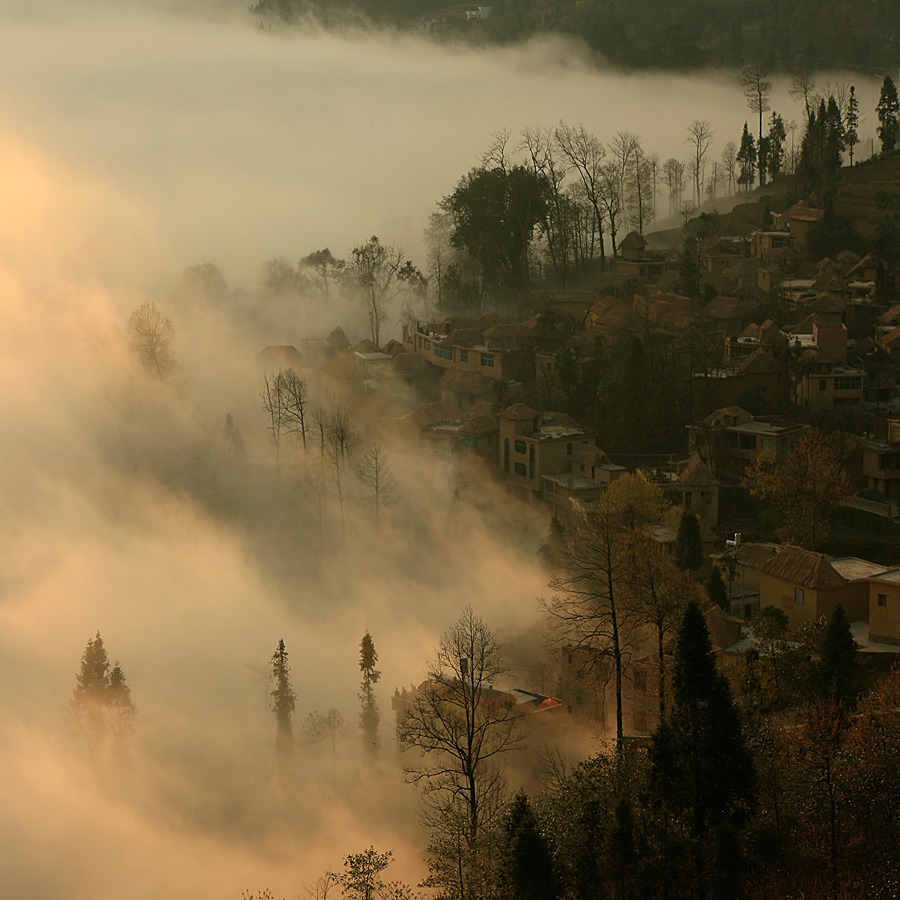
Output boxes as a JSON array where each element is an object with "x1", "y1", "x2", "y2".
[
  {"x1": 736, "y1": 123, "x2": 756, "y2": 191},
  {"x1": 675, "y1": 511, "x2": 704, "y2": 572},
  {"x1": 846, "y1": 85, "x2": 860, "y2": 165},
  {"x1": 496, "y1": 791, "x2": 559, "y2": 900},
  {"x1": 707, "y1": 565, "x2": 729, "y2": 610},
  {"x1": 270, "y1": 639, "x2": 296, "y2": 758},
  {"x1": 358, "y1": 631, "x2": 381, "y2": 755},
  {"x1": 71, "y1": 632, "x2": 111, "y2": 751},
  {"x1": 107, "y1": 661, "x2": 137, "y2": 757},
  {"x1": 820, "y1": 604, "x2": 859, "y2": 705},
  {"x1": 876, "y1": 76, "x2": 899, "y2": 154},
  {"x1": 70, "y1": 632, "x2": 135, "y2": 761},
  {"x1": 766, "y1": 112, "x2": 787, "y2": 181},
  {"x1": 648, "y1": 602, "x2": 756, "y2": 899}
]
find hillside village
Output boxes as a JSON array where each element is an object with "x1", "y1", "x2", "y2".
[{"x1": 254, "y1": 152, "x2": 900, "y2": 744}]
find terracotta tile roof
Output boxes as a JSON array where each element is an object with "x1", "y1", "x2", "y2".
[
  {"x1": 441, "y1": 367, "x2": 494, "y2": 394},
  {"x1": 389, "y1": 353, "x2": 433, "y2": 375},
  {"x1": 700, "y1": 406, "x2": 754, "y2": 428},
  {"x1": 759, "y1": 545, "x2": 847, "y2": 591},
  {"x1": 499, "y1": 403, "x2": 540, "y2": 421},
  {"x1": 846, "y1": 252, "x2": 877, "y2": 279},
  {"x1": 466, "y1": 401, "x2": 497, "y2": 420},
  {"x1": 734, "y1": 542, "x2": 781, "y2": 570},
  {"x1": 740, "y1": 348, "x2": 780, "y2": 375},
  {"x1": 409, "y1": 400, "x2": 465, "y2": 427},
  {"x1": 460, "y1": 415, "x2": 498, "y2": 436},
  {"x1": 441, "y1": 329, "x2": 483, "y2": 347},
  {"x1": 675, "y1": 456, "x2": 716, "y2": 486},
  {"x1": 786, "y1": 313, "x2": 827, "y2": 335},
  {"x1": 619, "y1": 230, "x2": 648, "y2": 251},
  {"x1": 327, "y1": 327, "x2": 350, "y2": 349}
]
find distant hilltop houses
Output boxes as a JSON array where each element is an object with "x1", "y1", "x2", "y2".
[{"x1": 255, "y1": 175, "x2": 900, "y2": 739}]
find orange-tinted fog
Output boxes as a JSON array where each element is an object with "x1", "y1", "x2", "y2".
[{"x1": 0, "y1": 4, "x2": 884, "y2": 897}]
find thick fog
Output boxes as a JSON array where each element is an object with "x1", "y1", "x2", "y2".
[
  {"x1": 0, "y1": 3, "x2": 886, "y2": 897},
  {"x1": 0, "y1": 3, "x2": 883, "y2": 287}
]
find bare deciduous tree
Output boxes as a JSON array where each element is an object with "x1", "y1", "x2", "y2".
[
  {"x1": 357, "y1": 443, "x2": 398, "y2": 530},
  {"x1": 347, "y1": 236, "x2": 405, "y2": 346},
  {"x1": 127, "y1": 300, "x2": 177, "y2": 380},
  {"x1": 739, "y1": 64, "x2": 773, "y2": 183},
  {"x1": 555, "y1": 121, "x2": 608, "y2": 270},
  {"x1": 261, "y1": 368, "x2": 310, "y2": 474},
  {"x1": 685, "y1": 119, "x2": 715, "y2": 206},
  {"x1": 396, "y1": 606, "x2": 525, "y2": 899},
  {"x1": 541, "y1": 473, "x2": 667, "y2": 748}
]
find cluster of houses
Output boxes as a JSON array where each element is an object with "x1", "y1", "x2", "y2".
[{"x1": 265, "y1": 198, "x2": 900, "y2": 742}]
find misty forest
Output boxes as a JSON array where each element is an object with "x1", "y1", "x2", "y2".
[{"x1": 4, "y1": 1, "x2": 900, "y2": 899}]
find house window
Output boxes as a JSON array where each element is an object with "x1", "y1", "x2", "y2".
[
  {"x1": 433, "y1": 346, "x2": 452, "y2": 360},
  {"x1": 781, "y1": 438, "x2": 788, "y2": 453},
  {"x1": 503, "y1": 438, "x2": 509, "y2": 472},
  {"x1": 514, "y1": 439, "x2": 527, "y2": 455},
  {"x1": 878, "y1": 593, "x2": 888, "y2": 607},
  {"x1": 566, "y1": 443, "x2": 573, "y2": 454},
  {"x1": 633, "y1": 708, "x2": 648, "y2": 732},
  {"x1": 460, "y1": 350, "x2": 468, "y2": 363},
  {"x1": 634, "y1": 670, "x2": 647, "y2": 692},
  {"x1": 480, "y1": 354, "x2": 494, "y2": 367},
  {"x1": 761, "y1": 439, "x2": 772, "y2": 452},
  {"x1": 819, "y1": 379, "x2": 827, "y2": 391},
  {"x1": 834, "y1": 377, "x2": 862, "y2": 391},
  {"x1": 740, "y1": 434, "x2": 755, "y2": 450},
  {"x1": 795, "y1": 587, "x2": 805, "y2": 606},
  {"x1": 424, "y1": 339, "x2": 431, "y2": 351},
  {"x1": 684, "y1": 492, "x2": 693, "y2": 509},
  {"x1": 514, "y1": 462, "x2": 527, "y2": 476},
  {"x1": 529, "y1": 444, "x2": 535, "y2": 479}
]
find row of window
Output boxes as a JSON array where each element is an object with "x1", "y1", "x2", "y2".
[
  {"x1": 819, "y1": 377, "x2": 863, "y2": 391},
  {"x1": 417, "y1": 336, "x2": 493, "y2": 368}
]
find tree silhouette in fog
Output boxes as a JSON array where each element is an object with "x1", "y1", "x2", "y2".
[
  {"x1": 271, "y1": 639, "x2": 297, "y2": 760},
  {"x1": 359, "y1": 631, "x2": 381, "y2": 755},
  {"x1": 70, "y1": 632, "x2": 136, "y2": 761},
  {"x1": 127, "y1": 300, "x2": 177, "y2": 380}
]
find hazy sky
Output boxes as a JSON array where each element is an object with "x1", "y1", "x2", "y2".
[
  {"x1": 0, "y1": 2, "x2": 883, "y2": 288},
  {"x1": 0, "y1": 4, "x2": 887, "y2": 897}
]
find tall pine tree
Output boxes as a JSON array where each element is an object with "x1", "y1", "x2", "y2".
[
  {"x1": 496, "y1": 791, "x2": 559, "y2": 900},
  {"x1": 648, "y1": 603, "x2": 755, "y2": 899},
  {"x1": 358, "y1": 631, "x2": 380, "y2": 755},
  {"x1": 271, "y1": 639, "x2": 296, "y2": 759},
  {"x1": 877, "y1": 76, "x2": 899, "y2": 154},
  {"x1": 70, "y1": 632, "x2": 135, "y2": 761}
]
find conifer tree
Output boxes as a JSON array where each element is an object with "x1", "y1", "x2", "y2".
[
  {"x1": 846, "y1": 85, "x2": 860, "y2": 165},
  {"x1": 707, "y1": 565, "x2": 728, "y2": 610},
  {"x1": 675, "y1": 511, "x2": 704, "y2": 572},
  {"x1": 496, "y1": 791, "x2": 559, "y2": 900},
  {"x1": 107, "y1": 661, "x2": 137, "y2": 756},
  {"x1": 70, "y1": 632, "x2": 136, "y2": 760},
  {"x1": 877, "y1": 76, "x2": 899, "y2": 154},
  {"x1": 736, "y1": 123, "x2": 756, "y2": 191},
  {"x1": 820, "y1": 604, "x2": 859, "y2": 705},
  {"x1": 358, "y1": 631, "x2": 380, "y2": 754},
  {"x1": 270, "y1": 639, "x2": 296, "y2": 758},
  {"x1": 71, "y1": 631, "x2": 111, "y2": 751},
  {"x1": 648, "y1": 602, "x2": 755, "y2": 899}
]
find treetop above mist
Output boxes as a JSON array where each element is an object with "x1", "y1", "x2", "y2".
[{"x1": 252, "y1": 0, "x2": 900, "y2": 76}]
